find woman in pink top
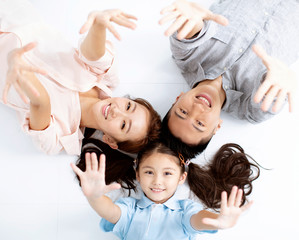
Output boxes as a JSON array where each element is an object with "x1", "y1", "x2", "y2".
[{"x1": 0, "y1": 0, "x2": 161, "y2": 155}]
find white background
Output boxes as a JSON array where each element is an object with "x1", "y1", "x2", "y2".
[{"x1": 0, "y1": 0, "x2": 298, "y2": 239}]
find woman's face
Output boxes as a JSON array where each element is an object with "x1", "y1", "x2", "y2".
[{"x1": 93, "y1": 97, "x2": 150, "y2": 144}]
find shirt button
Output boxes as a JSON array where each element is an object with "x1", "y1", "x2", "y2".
[
  {"x1": 224, "y1": 67, "x2": 227, "y2": 71},
  {"x1": 239, "y1": 48, "x2": 243, "y2": 53},
  {"x1": 264, "y1": 11, "x2": 269, "y2": 15},
  {"x1": 252, "y1": 30, "x2": 256, "y2": 34},
  {"x1": 224, "y1": 85, "x2": 228, "y2": 90}
]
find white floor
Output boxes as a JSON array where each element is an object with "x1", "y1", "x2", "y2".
[{"x1": 0, "y1": 0, "x2": 298, "y2": 239}]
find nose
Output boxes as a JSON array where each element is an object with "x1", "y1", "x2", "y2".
[
  {"x1": 110, "y1": 106, "x2": 126, "y2": 118},
  {"x1": 152, "y1": 174, "x2": 162, "y2": 185}
]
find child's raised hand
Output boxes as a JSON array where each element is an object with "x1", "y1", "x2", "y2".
[
  {"x1": 3, "y1": 42, "x2": 47, "y2": 104},
  {"x1": 79, "y1": 9, "x2": 137, "y2": 40},
  {"x1": 71, "y1": 152, "x2": 121, "y2": 199},
  {"x1": 202, "y1": 186, "x2": 253, "y2": 229},
  {"x1": 159, "y1": 0, "x2": 228, "y2": 40}
]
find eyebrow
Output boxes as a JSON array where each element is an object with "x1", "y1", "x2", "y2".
[
  {"x1": 142, "y1": 166, "x2": 176, "y2": 171},
  {"x1": 126, "y1": 102, "x2": 137, "y2": 134},
  {"x1": 174, "y1": 111, "x2": 204, "y2": 133}
]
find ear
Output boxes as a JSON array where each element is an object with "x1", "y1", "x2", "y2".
[
  {"x1": 136, "y1": 170, "x2": 140, "y2": 182},
  {"x1": 178, "y1": 171, "x2": 187, "y2": 185},
  {"x1": 213, "y1": 118, "x2": 223, "y2": 135},
  {"x1": 175, "y1": 92, "x2": 184, "y2": 102},
  {"x1": 102, "y1": 134, "x2": 118, "y2": 149}
]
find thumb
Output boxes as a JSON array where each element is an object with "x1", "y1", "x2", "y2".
[{"x1": 106, "y1": 183, "x2": 121, "y2": 192}]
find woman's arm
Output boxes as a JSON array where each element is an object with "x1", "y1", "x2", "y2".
[
  {"x1": 3, "y1": 42, "x2": 50, "y2": 131},
  {"x1": 79, "y1": 9, "x2": 137, "y2": 61},
  {"x1": 71, "y1": 152, "x2": 121, "y2": 224},
  {"x1": 190, "y1": 186, "x2": 253, "y2": 230},
  {"x1": 159, "y1": 0, "x2": 228, "y2": 40}
]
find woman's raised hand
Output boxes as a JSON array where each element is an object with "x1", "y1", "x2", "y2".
[
  {"x1": 79, "y1": 9, "x2": 137, "y2": 40},
  {"x1": 3, "y1": 42, "x2": 47, "y2": 104},
  {"x1": 71, "y1": 153, "x2": 121, "y2": 199},
  {"x1": 252, "y1": 44, "x2": 297, "y2": 113},
  {"x1": 202, "y1": 186, "x2": 253, "y2": 229},
  {"x1": 159, "y1": 0, "x2": 228, "y2": 40}
]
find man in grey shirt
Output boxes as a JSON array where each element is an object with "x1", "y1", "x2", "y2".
[{"x1": 159, "y1": 0, "x2": 299, "y2": 159}]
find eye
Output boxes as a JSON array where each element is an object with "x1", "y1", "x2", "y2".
[
  {"x1": 121, "y1": 121, "x2": 126, "y2": 130},
  {"x1": 164, "y1": 172, "x2": 172, "y2": 176},
  {"x1": 145, "y1": 171, "x2": 153, "y2": 175},
  {"x1": 126, "y1": 101, "x2": 131, "y2": 111},
  {"x1": 197, "y1": 121, "x2": 204, "y2": 127},
  {"x1": 180, "y1": 108, "x2": 187, "y2": 115}
]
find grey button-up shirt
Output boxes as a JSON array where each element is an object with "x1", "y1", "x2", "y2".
[{"x1": 170, "y1": 0, "x2": 299, "y2": 123}]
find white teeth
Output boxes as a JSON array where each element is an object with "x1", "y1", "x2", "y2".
[
  {"x1": 199, "y1": 97, "x2": 210, "y2": 107},
  {"x1": 151, "y1": 188, "x2": 164, "y2": 192},
  {"x1": 105, "y1": 105, "x2": 110, "y2": 118}
]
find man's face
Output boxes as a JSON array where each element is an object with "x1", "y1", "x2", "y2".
[{"x1": 168, "y1": 82, "x2": 223, "y2": 145}]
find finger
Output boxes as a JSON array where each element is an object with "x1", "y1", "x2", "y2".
[
  {"x1": 90, "y1": 152, "x2": 98, "y2": 171},
  {"x1": 19, "y1": 42, "x2": 38, "y2": 54},
  {"x1": 70, "y1": 162, "x2": 83, "y2": 177},
  {"x1": 112, "y1": 15, "x2": 137, "y2": 30},
  {"x1": 252, "y1": 44, "x2": 271, "y2": 69},
  {"x1": 260, "y1": 86, "x2": 280, "y2": 112},
  {"x1": 241, "y1": 200, "x2": 254, "y2": 212},
  {"x1": 107, "y1": 183, "x2": 121, "y2": 192},
  {"x1": 107, "y1": 23, "x2": 121, "y2": 40},
  {"x1": 165, "y1": 15, "x2": 188, "y2": 37},
  {"x1": 220, "y1": 191, "x2": 228, "y2": 212},
  {"x1": 19, "y1": 63, "x2": 47, "y2": 75},
  {"x1": 160, "y1": 5, "x2": 176, "y2": 15},
  {"x1": 272, "y1": 89, "x2": 287, "y2": 113},
  {"x1": 234, "y1": 189, "x2": 243, "y2": 207},
  {"x1": 121, "y1": 12, "x2": 138, "y2": 21},
  {"x1": 99, "y1": 154, "x2": 106, "y2": 176},
  {"x1": 159, "y1": 10, "x2": 180, "y2": 26},
  {"x1": 254, "y1": 77, "x2": 272, "y2": 103},
  {"x1": 85, "y1": 152, "x2": 91, "y2": 171},
  {"x1": 202, "y1": 217, "x2": 219, "y2": 228},
  {"x1": 288, "y1": 93, "x2": 294, "y2": 113},
  {"x1": 206, "y1": 12, "x2": 229, "y2": 26},
  {"x1": 2, "y1": 83, "x2": 11, "y2": 104},
  {"x1": 177, "y1": 19, "x2": 196, "y2": 40},
  {"x1": 13, "y1": 82, "x2": 29, "y2": 104},
  {"x1": 79, "y1": 13, "x2": 96, "y2": 34},
  {"x1": 228, "y1": 186, "x2": 238, "y2": 207}
]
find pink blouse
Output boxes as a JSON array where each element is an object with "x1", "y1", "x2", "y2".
[{"x1": 0, "y1": 0, "x2": 119, "y2": 155}]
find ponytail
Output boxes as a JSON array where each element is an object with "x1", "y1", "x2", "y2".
[{"x1": 187, "y1": 143, "x2": 260, "y2": 209}]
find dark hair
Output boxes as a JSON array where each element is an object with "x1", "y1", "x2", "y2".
[
  {"x1": 136, "y1": 141, "x2": 260, "y2": 210},
  {"x1": 75, "y1": 138, "x2": 137, "y2": 193},
  {"x1": 161, "y1": 108, "x2": 211, "y2": 159},
  {"x1": 85, "y1": 97, "x2": 161, "y2": 154}
]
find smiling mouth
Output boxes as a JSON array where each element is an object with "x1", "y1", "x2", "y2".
[
  {"x1": 196, "y1": 94, "x2": 212, "y2": 107},
  {"x1": 102, "y1": 104, "x2": 111, "y2": 119},
  {"x1": 150, "y1": 188, "x2": 165, "y2": 193}
]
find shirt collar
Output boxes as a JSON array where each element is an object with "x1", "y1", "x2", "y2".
[{"x1": 137, "y1": 193, "x2": 182, "y2": 210}]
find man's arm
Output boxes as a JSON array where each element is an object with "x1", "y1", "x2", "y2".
[
  {"x1": 159, "y1": 0, "x2": 228, "y2": 40},
  {"x1": 71, "y1": 153, "x2": 122, "y2": 224}
]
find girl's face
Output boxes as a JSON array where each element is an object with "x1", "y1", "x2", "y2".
[
  {"x1": 136, "y1": 152, "x2": 187, "y2": 204},
  {"x1": 93, "y1": 97, "x2": 150, "y2": 146}
]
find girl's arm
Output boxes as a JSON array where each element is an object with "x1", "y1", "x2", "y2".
[
  {"x1": 79, "y1": 9, "x2": 137, "y2": 61},
  {"x1": 190, "y1": 186, "x2": 253, "y2": 230},
  {"x1": 71, "y1": 152, "x2": 121, "y2": 224},
  {"x1": 3, "y1": 42, "x2": 50, "y2": 131}
]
